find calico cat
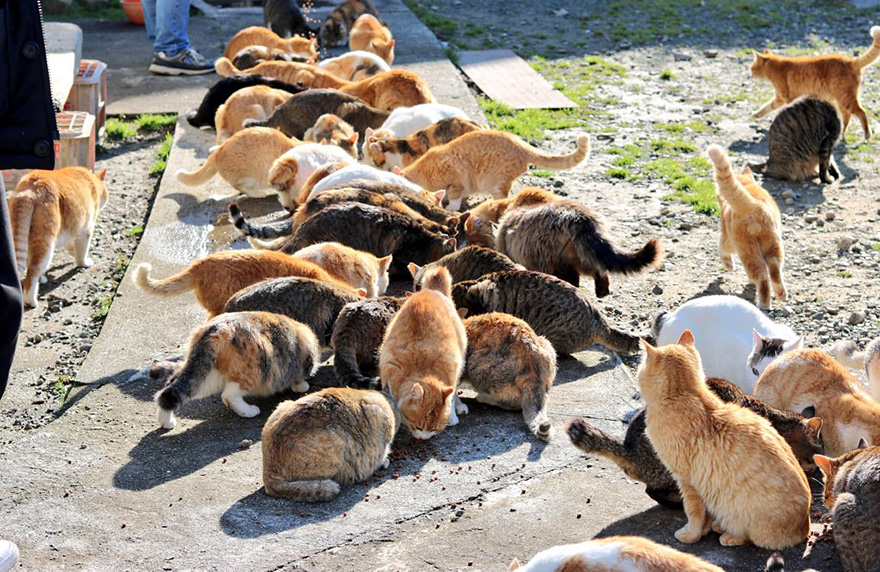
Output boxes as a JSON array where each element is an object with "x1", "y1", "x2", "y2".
[
  {"x1": 176, "y1": 127, "x2": 300, "y2": 196},
  {"x1": 263, "y1": 0, "x2": 318, "y2": 40},
  {"x1": 223, "y1": 26, "x2": 317, "y2": 61},
  {"x1": 408, "y1": 245, "x2": 519, "y2": 289},
  {"x1": 814, "y1": 446, "x2": 880, "y2": 572},
  {"x1": 365, "y1": 117, "x2": 483, "y2": 171},
  {"x1": 9, "y1": 167, "x2": 109, "y2": 308},
  {"x1": 379, "y1": 267, "x2": 467, "y2": 439},
  {"x1": 301, "y1": 164, "x2": 426, "y2": 203},
  {"x1": 399, "y1": 131, "x2": 589, "y2": 211},
  {"x1": 262, "y1": 387, "x2": 397, "y2": 502},
  {"x1": 230, "y1": 46, "x2": 309, "y2": 71},
  {"x1": 708, "y1": 145, "x2": 786, "y2": 309},
  {"x1": 268, "y1": 143, "x2": 358, "y2": 209},
  {"x1": 247, "y1": 89, "x2": 390, "y2": 142},
  {"x1": 332, "y1": 296, "x2": 405, "y2": 388},
  {"x1": 215, "y1": 85, "x2": 294, "y2": 143},
  {"x1": 320, "y1": 0, "x2": 381, "y2": 47},
  {"x1": 454, "y1": 270, "x2": 641, "y2": 356},
  {"x1": 223, "y1": 276, "x2": 361, "y2": 346},
  {"x1": 507, "y1": 537, "x2": 724, "y2": 572},
  {"x1": 132, "y1": 250, "x2": 348, "y2": 318},
  {"x1": 302, "y1": 114, "x2": 359, "y2": 158},
  {"x1": 654, "y1": 294, "x2": 800, "y2": 393},
  {"x1": 348, "y1": 14, "x2": 394, "y2": 65},
  {"x1": 834, "y1": 337, "x2": 880, "y2": 401},
  {"x1": 154, "y1": 311, "x2": 319, "y2": 429},
  {"x1": 755, "y1": 349, "x2": 880, "y2": 456},
  {"x1": 292, "y1": 241, "x2": 391, "y2": 297},
  {"x1": 185, "y1": 74, "x2": 306, "y2": 130},
  {"x1": 750, "y1": 26, "x2": 880, "y2": 139},
  {"x1": 752, "y1": 96, "x2": 842, "y2": 184},
  {"x1": 639, "y1": 332, "x2": 811, "y2": 549},
  {"x1": 317, "y1": 50, "x2": 390, "y2": 82},
  {"x1": 464, "y1": 187, "x2": 560, "y2": 248},
  {"x1": 496, "y1": 199, "x2": 663, "y2": 296},
  {"x1": 461, "y1": 313, "x2": 557, "y2": 440}
]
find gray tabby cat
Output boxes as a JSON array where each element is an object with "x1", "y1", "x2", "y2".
[
  {"x1": 331, "y1": 296, "x2": 405, "y2": 388},
  {"x1": 408, "y1": 246, "x2": 519, "y2": 290}
]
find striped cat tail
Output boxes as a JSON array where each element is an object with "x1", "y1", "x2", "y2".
[
  {"x1": 707, "y1": 144, "x2": 755, "y2": 211},
  {"x1": 8, "y1": 193, "x2": 35, "y2": 277},
  {"x1": 854, "y1": 26, "x2": 880, "y2": 70},
  {"x1": 228, "y1": 202, "x2": 293, "y2": 239},
  {"x1": 596, "y1": 322, "x2": 642, "y2": 355},
  {"x1": 214, "y1": 57, "x2": 241, "y2": 77},
  {"x1": 263, "y1": 477, "x2": 341, "y2": 501}
]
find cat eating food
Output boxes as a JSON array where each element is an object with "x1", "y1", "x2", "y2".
[
  {"x1": 262, "y1": 0, "x2": 318, "y2": 40},
  {"x1": 332, "y1": 296, "x2": 405, "y2": 388},
  {"x1": 364, "y1": 117, "x2": 483, "y2": 171},
  {"x1": 408, "y1": 246, "x2": 519, "y2": 289},
  {"x1": 348, "y1": 14, "x2": 394, "y2": 65},
  {"x1": 215, "y1": 85, "x2": 294, "y2": 143},
  {"x1": 185, "y1": 74, "x2": 306, "y2": 130},
  {"x1": 319, "y1": 0, "x2": 382, "y2": 47},
  {"x1": 223, "y1": 26, "x2": 317, "y2": 62},
  {"x1": 292, "y1": 241, "x2": 391, "y2": 297},
  {"x1": 267, "y1": 143, "x2": 358, "y2": 209},
  {"x1": 317, "y1": 51, "x2": 390, "y2": 82},
  {"x1": 302, "y1": 114, "x2": 359, "y2": 158},
  {"x1": 464, "y1": 187, "x2": 560, "y2": 248}
]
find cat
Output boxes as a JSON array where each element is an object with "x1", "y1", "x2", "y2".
[
  {"x1": 639, "y1": 331, "x2": 811, "y2": 549},
  {"x1": 707, "y1": 144, "x2": 786, "y2": 309},
  {"x1": 367, "y1": 103, "x2": 469, "y2": 142},
  {"x1": 754, "y1": 349, "x2": 880, "y2": 456},
  {"x1": 262, "y1": 387, "x2": 397, "y2": 502},
  {"x1": 263, "y1": 0, "x2": 318, "y2": 40},
  {"x1": 230, "y1": 45, "x2": 309, "y2": 71},
  {"x1": 332, "y1": 296, "x2": 405, "y2": 388},
  {"x1": 834, "y1": 337, "x2": 880, "y2": 401},
  {"x1": 752, "y1": 96, "x2": 842, "y2": 184},
  {"x1": 364, "y1": 117, "x2": 483, "y2": 171},
  {"x1": 496, "y1": 199, "x2": 664, "y2": 296},
  {"x1": 185, "y1": 74, "x2": 306, "y2": 130},
  {"x1": 461, "y1": 312, "x2": 556, "y2": 441},
  {"x1": 814, "y1": 445, "x2": 880, "y2": 572},
  {"x1": 132, "y1": 249, "x2": 349, "y2": 318},
  {"x1": 317, "y1": 50, "x2": 390, "y2": 81},
  {"x1": 320, "y1": 0, "x2": 382, "y2": 47},
  {"x1": 348, "y1": 14, "x2": 394, "y2": 64},
  {"x1": 267, "y1": 143, "x2": 358, "y2": 209},
  {"x1": 176, "y1": 127, "x2": 300, "y2": 196},
  {"x1": 454, "y1": 270, "x2": 641, "y2": 356},
  {"x1": 291, "y1": 241, "x2": 391, "y2": 297},
  {"x1": 223, "y1": 276, "x2": 362, "y2": 346},
  {"x1": 246, "y1": 89, "x2": 390, "y2": 142},
  {"x1": 654, "y1": 294, "x2": 800, "y2": 393},
  {"x1": 9, "y1": 167, "x2": 109, "y2": 308},
  {"x1": 398, "y1": 131, "x2": 589, "y2": 211},
  {"x1": 302, "y1": 114, "x2": 359, "y2": 158},
  {"x1": 464, "y1": 187, "x2": 560, "y2": 247},
  {"x1": 215, "y1": 85, "x2": 294, "y2": 143},
  {"x1": 379, "y1": 266, "x2": 467, "y2": 439},
  {"x1": 154, "y1": 311, "x2": 320, "y2": 429},
  {"x1": 408, "y1": 245, "x2": 519, "y2": 289},
  {"x1": 507, "y1": 536, "x2": 725, "y2": 572},
  {"x1": 223, "y1": 26, "x2": 317, "y2": 61},
  {"x1": 750, "y1": 26, "x2": 880, "y2": 139},
  {"x1": 327, "y1": 180, "x2": 450, "y2": 224},
  {"x1": 300, "y1": 163, "x2": 426, "y2": 203},
  {"x1": 566, "y1": 376, "x2": 825, "y2": 509}
]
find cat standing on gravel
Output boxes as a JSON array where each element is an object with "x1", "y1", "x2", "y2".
[
  {"x1": 9, "y1": 167, "x2": 109, "y2": 308},
  {"x1": 708, "y1": 144, "x2": 786, "y2": 309},
  {"x1": 833, "y1": 337, "x2": 880, "y2": 402},
  {"x1": 154, "y1": 311, "x2": 319, "y2": 429},
  {"x1": 408, "y1": 246, "x2": 519, "y2": 289}
]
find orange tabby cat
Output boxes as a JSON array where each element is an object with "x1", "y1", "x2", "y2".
[
  {"x1": 465, "y1": 187, "x2": 560, "y2": 247},
  {"x1": 223, "y1": 26, "x2": 317, "y2": 61},
  {"x1": 292, "y1": 242, "x2": 391, "y2": 297},
  {"x1": 707, "y1": 144, "x2": 785, "y2": 309},
  {"x1": 754, "y1": 349, "x2": 880, "y2": 456},
  {"x1": 348, "y1": 14, "x2": 395, "y2": 65},
  {"x1": 215, "y1": 85, "x2": 294, "y2": 143},
  {"x1": 750, "y1": 26, "x2": 880, "y2": 139},
  {"x1": 9, "y1": 167, "x2": 109, "y2": 308},
  {"x1": 399, "y1": 132, "x2": 588, "y2": 211},
  {"x1": 133, "y1": 250, "x2": 354, "y2": 318},
  {"x1": 640, "y1": 331, "x2": 811, "y2": 549},
  {"x1": 302, "y1": 114, "x2": 359, "y2": 158},
  {"x1": 364, "y1": 116, "x2": 483, "y2": 170},
  {"x1": 378, "y1": 266, "x2": 467, "y2": 439}
]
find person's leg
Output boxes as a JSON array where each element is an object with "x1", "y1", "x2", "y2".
[
  {"x1": 141, "y1": 0, "x2": 158, "y2": 42},
  {"x1": 0, "y1": 177, "x2": 24, "y2": 401},
  {"x1": 153, "y1": 0, "x2": 190, "y2": 56}
]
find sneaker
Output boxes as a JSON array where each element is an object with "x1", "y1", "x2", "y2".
[
  {"x1": 0, "y1": 540, "x2": 19, "y2": 572},
  {"x1": 149, "y1": 48, "x2": 215, "y2": 76}
]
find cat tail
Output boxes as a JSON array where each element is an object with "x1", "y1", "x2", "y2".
[
  {"x1": 519, "y1": 339, "x2": 556, "y2": 441},
  {"x1": 228, "y1": 202, "x2": 293, "y2": 239},
  {"x1": 332, "y1": 342, "x2": 377, "y2": 389},
  {"x1": 264, "y1": 477, "x2": 341, "y2": 501},
  {"x1": 833, "y1": 337, "x2": 880, "y2": 400},
  {"x1": 154, "y1": 327, "x2": 219, "y2": 429},
  {"x1": 572, "y1": 220, "x2": 664, "y2": 275},
  {"x1": 523, "y1": 134, "x2": 590, "y2": 170},
  {"x1": 133, "y1": 262, "x2": 195, "y2": 296},
  {"x1": 9, "y1": 194, "x2": 34, "y2": 276},
  {"x1": 420, "y1": 266, "x2": 453, "y2": 297},
  {"x1": 564, "y1": 417, "x2": 630, "y2": 460},
  {"x1": 854, "y1": 26, "x2": 880, "y2": 70},
  {"x1": 176, "y1": 147, "x2": 219, "y2": 186},
  {"x1": 596, "y1": 322, "x2": 642, "y2": 355},
  {"x1": 707, "y1": 144, "x2": 756, "y2": 211},
  {"x1": 649, "y1": 311, "x2": 667, "y2": 345},
  {"x1": 214, "y1": 57, "x2": 241, "y2": 77}
]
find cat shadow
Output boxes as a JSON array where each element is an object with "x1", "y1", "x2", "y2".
[{"x1": 37, "y1": 265, "x2": 81, "y2": 298}]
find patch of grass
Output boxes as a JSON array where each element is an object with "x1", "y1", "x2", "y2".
[
  {"x1": 104, "y1": 118, "x2": 137, "y2": 141},
  {"x1": 478, "y1": 97, "x2": 581, "y2": 140},
  {"x1": 605, "y1": 167, "x2": 641, "y2": 182},
  {"x1": 838, "y1": 270, "x2": 854, "y2": 278},
  {"x1": 659, "y1": 69, "x2": 675, "y2": 81},
  {"x1": 403, "y1": 0, "x2": 458, "y2": 40},
  {"x1": 651, "y1": 138, "x2": 697, "y2": 155},
  {"x1": 646, "y1": 158, "x2": 718, "y2": 216},
  {"x1": 91, "y1": 293, "x2": 113, "y2": 322},
  {"x1": 124, "y1": 225, "x2": 144, "y2": 236},
  {"x1": 530, "y1": 169, "x2": 555, "y2": 178},
  {"x1": 135, "y1": 113, "x2": 177, "y2": 133},
  {"x1": 44, "y1": 0, "x2": 123, "y2": 21},
  {"x1": 872, "y1": 242, "x2": 880, "y2": 251},
  {"x1": 150, "y1": 133, "x2": 174, "y2": 176},
  {"x1": 444, "y1": 47, "x2": 460, "y2": 67}
]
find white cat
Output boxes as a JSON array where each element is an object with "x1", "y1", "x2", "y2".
[
  {"x1": 268, "y1": 143, "x2": 358, "y2": 209},
  {"x1": 317, "y1": 50, "x2": 391, "y2": 80},
  {"x1": 654, "y1": 295, "x2": 800, "y2": 393},
  {"x1": 306, "y1": 164, "x2": 425, "y2": 200},
  {"x1": 361, "y1": 103, "x2": 469, "y2": 164},
  {"x1": 833, "y1": 337, "x2": 880, "y2": 401}
]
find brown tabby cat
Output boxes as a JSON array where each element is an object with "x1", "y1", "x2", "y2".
[
  {"x1": 348, "y1": 14, "x2": 394, "y2": 65},
  {"x1": 708, "y1": 144, "x2": 786, "y2": 309},
  {"x1": 9, "y1": 167, "x2": 109, "y2": 308},
  {"x1": 364, "y1": 117, "x2": 484, "y2": 171},
  {"x1": 320, "y1": 0, "x2": 381, "y2": 47},
  {"x1": 154, "y1": 311, "x2": 319, "y2": 429},
  {"x1": 461, "y1": 313, "x2": 557, "y2": 440},
  {"x1": 223, "y1": 26, "x2": 317, "y2": 61},
  {"x1": 640, "y1": 332, "x2": 811, "y2": 549},
  {"x1": 262, "y1": 387, "x2": 397, "y2": 502},
  {"x1": 292, "y1": 241, "x2": 391, "y2": 297},
  {"x1": 750, "y1": 26, "x2": 880, "y2": 139},
  {"x1": 302, "y1": 114, "x2": 359, "y2": 158},
  {"x1": 332, "y1": 296, "x2": 405, "y2": 388},
  {"x1": 399, "y1": 132, "x2": 589, "y2": 211},
  {"x1": 464, "y1": 187, "x2": 560, "y2": 248},
  {"x1": 408, "y1": 245, "x2": 519, "y2": 289},
  {"x1": 379, "y1": 267, "x2": 467, "y2": 439},
  {"x1": 214, "y1": 85, "x2": 294, "y2": 143}
]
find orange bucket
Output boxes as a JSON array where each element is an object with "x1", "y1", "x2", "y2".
[{"x1": 121, "y1": 0, "x2": 145, "y2": 25}]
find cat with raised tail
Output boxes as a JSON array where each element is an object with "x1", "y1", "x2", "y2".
[
  {"x1": 223, "y1": 26, "x2": 317, "y2": 62},
  {"x1": 707, "y1": 144, "x2": 786, "y2": 309},
  {"x1": 332, "y1": 296, "x2": 405, "y2": 388},
  {"x1": 153, "y1": 311, "x2": 319, "y2": 429},
  {"x1": 833, "y1": 337, "x2": 880, "y2": 401},
  {"x1": 364, "y1": 117, "x2": 483, "y2": 171},
  {"x1": 262, "y1": 387, "x2": 398, "y2": 502},
  {"x1": 408, "y1": 246, "x2": 519, "y2": 289}
]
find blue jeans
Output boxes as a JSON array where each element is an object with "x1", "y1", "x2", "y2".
[{"x1": 141, "y1": 0, "x2": 191, "y2": 56}]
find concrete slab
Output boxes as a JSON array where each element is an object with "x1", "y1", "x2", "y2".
[{"x1": 459, "y1": 49, "x2": 577, "y2": 109}]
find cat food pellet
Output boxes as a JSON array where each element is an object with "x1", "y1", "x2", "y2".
[
  {"x1": 467, "y1": 562, "x2": 473, "y2": 567},
  {"x1": 121, "y1": 523, "x2": 126, "y2": 528},
  {"x1": 576, "y1": 514, "x2": 582, "y2": 519},
  {"x1": 521, "y1": 490, "x2": 526, "y2": 495}
]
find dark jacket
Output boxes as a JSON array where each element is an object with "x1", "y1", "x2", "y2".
[{"x1": 0, "y1": 0, "x2": 58, "y2": 170}]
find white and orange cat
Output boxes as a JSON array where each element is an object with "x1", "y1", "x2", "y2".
[
  {"x1": 215, "y1": 85, "x2": 293, "y2": 143},
  {"x1": 268, "y1": 143, "x2": 359, "y2": 209},
  {"x1": 348, "y1": 14, "x2": 395, "y2": 65},
  {"x1": 317, "y1": 50, "x2": 390, "y2": 81},
  {"x1": 9, "y1": 167, "x2": 109, "y2": 308},
  {"x1": 223, "y1": 26, "x2": 317, "y2": 61},
  {"x1": 292, "y1": 242, "x2": 391, "y2": 298},
  {"x1": 378, "y1": 266, "x2": 467, "y2": 439}
]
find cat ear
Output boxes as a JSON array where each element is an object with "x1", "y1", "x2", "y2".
[
  {"x1": 677, "y1": 330, "x2": 696, "y2": 346},
  {"x1": 508, "y1": 558, "x2": 521, "y2": 571},
  {"x1": 96, "y1": 168, "x2": 107, "y2": 181},
  {"x1": 446, "y1": 216, "x2": 460, "y2": 227},
  {"x1": 379, "y1": 255, "x2": 393, "y2": 271},
  {"x1": 349, "y1": 132, "x2": 359, "y2": 144},
  {"x1": 365, "y1": 127, "x2": 374, "y2": 140},
  {"x1": 457, "y1": 211, "x2": 470, "y2": 225},
  {"x1": 409, "y1": 383, "x2": 424, "y2": 401},
  {"x1": 441, "y1": 386, "x2": 455, "y2": 401},
  {"x1": 813, "y1": 454, "x2": 833, "y2": 476},
  {"x1": 370, "y1": 142, "x2": 383, "y2": 154},
  {"x1": 432, "y1": 190, "x2": 446, "y2": 203},
  {"x1": 407, "y1": 262, "x2": 421, "y2": 278},
  {"x1": 319, "y1": 138, "x2": 329, "y2": 145},
  {"x1": 640, "y1": 338, "x2": 657, "y2": 357},
  {"x1": 801, "y1": 405, "x2": 816, "y2": 418},
  {"x1": 858, "y1": 437, "x2": 869, "y2": 449},
  {"x1": 457, "y1": 307, "x2": 468, "y2": 319},
  {"x1": 444, "y1": 237, "x2": 457, "y2": 250},
  {"x1": 392, "y1": 166, "x2": 403, "y2": 175},
  {"x1": 784, "y1": 337, "x2": 802, "y2": 352},
  {"x1": 805, "y1": 416, "x2": 823, "y2": 439},
  {"x1": 752, "y1": 329, "x2": 764, "y2": 348},
  {"x1": 741, "y1": 165, "x2": 755, "y2": 179}
]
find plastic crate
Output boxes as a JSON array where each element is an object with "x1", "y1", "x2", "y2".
[{"x1": 65, "y1": 59, "x2": 107, "y2": 138}]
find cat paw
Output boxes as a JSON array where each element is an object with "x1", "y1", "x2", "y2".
[
  {"x1": 80, "y1": 257, "x2": 95, "y2": 268},
  {"x1": 233, "y1": 403, "x2": 261, "y2": 418},
  {"x1": 447, "y1": 410, "x2": 460, "y2": 426},
  {"x1": 455, "y1": 400, "x2": 469, "y2": 416},
  {"x1": 381, "y1": 457, "x2": 390, "y2": 469},
  {"x1": 674, "y1": 526, "x2": 703, "y2": 544},
  {"x1": 292, "y1": 380, "x2": 309, "y2": 393},
  {"x1": 711, "y1": 520, "x2": 724, "y2": 534},
  {"x1": 719, "y1": 532, "x2": 750, "y2": 546}
]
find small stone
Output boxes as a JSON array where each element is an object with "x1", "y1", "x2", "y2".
[
  {"x1": 781, "y1": 190, "x2": 795, "y2": 199},
  {"x1": 239, "y1": 439, "x2": 253, "y2": 449},
  {"x1": 816, "y1": 219, "x2": 825, "y2": 227},
  {"x1": 781, "y1": 306, "x2": 793, "y2": 317},
  {"x1": 553, "y1": 180, "x2": 564, "y2": 188},
  {"x1": 837, "y1": 236, "x2": 855, "y2": 251},
  {"x1": 553, "y1": 8, "x2": 569, "y2": 16},
  {"x1": 785, "y1": 197, "x2": 794, "y2": 206},
  {"x1": 678, "y1": 222, "x2": 692, "y2": 231},
  {"x1": 805, "y1": 213, "x2": 819, "y2": 223},
  {"x1": 704, "y1": 49, "x2": 718, "y2": 58},
  {"x1": 651, "y1": 285, "x2": 663, "y2": 295},
  {"x1": 812, "y1": 312, "x2": 825, "y2": 321},
  {"x1": 825, "y1": 210, "x2": 836, "y2": 221},
  {"x1": 848, "y1": 312, "x2": 866, "y2": 326},
  {"x1": 673, "y1": 52, "x2": 692, "y2": 62},
  {"x1": 29, "y1": 334, "x2": 43, "y2": 344}
]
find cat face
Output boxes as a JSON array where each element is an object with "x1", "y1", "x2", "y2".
[
  {"x1": 747, "y1": 330, "x2": 802, "y2": 386},
  {"x1": 320, "y1": 19, "x2": 346, "y2": 47},
  {"x1": 268, "y1": 156, "x2": 300, "y2": 209},
  {"x1": 398, "y1": 381, "x2": 454, "y2": 439},
  {"x1": 750, "y1": 51, "x2": 770, "y2": 77},
  {"x1": 814, "y1": 444, "x2": 869, "y2": 508}
]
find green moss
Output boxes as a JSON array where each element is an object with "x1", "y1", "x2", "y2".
[
  {"x1": 837, "y1": 270, "x2": 854, "y2": 278},
  {"x1": 104, "y1": 118, "x2": 137, "y2": 141},
  {"x1": 651, "y1": 138, "x2": 696, "y2": 155},
  {"x1": 659, "y1": 69, "x2": 675, "y2": 81},
  {"x1": 124, "y1": 225, "x2": 144, "y2": 236},
  {"x1": 404, "y1": 0, "x2": 458, "y2": 40},
  {"x1": 91, "y1": 293, "x2": 113, "y2": 322},
  {"x1": 150, "y1": 133, "x2": 174, "y2": 176},
  {"x1": 646, "y1": 158, "x2": 718, "y2": 216},
  {"x1": 605, "y1": 167, "x2": 642, "y2": 181},
  {"x1": 530, "y1": 169, "x2": 555, "y2": 178},
  {"x1": 135, "y1": 113, "x2": 177, "y2": 133}
]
